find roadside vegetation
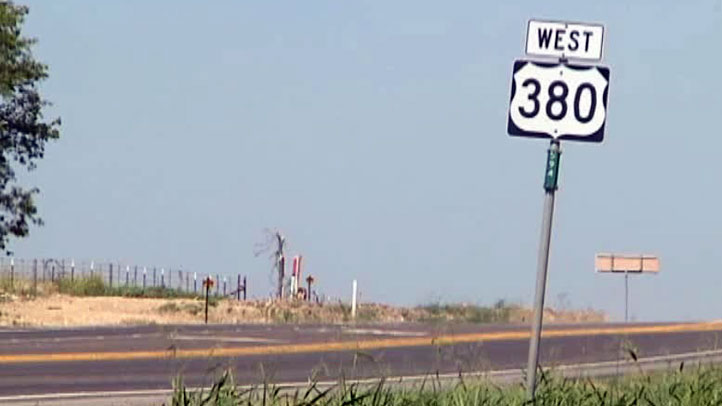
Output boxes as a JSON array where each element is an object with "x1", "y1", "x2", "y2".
[
  {"x1": 0, "y1": 274, "x2": 201, "y2": 299},
  {"x1": 171, "y1": 363, "x2": 722, "y2": 406},
  {"x1": 418, "y1": 300, "x2": 515, "y2": 323},
  {"x1": 1, "y1": 276, "x2": 605, "y2": 326}
]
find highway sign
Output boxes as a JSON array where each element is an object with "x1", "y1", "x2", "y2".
[
  {"x1": 518, "y1": 18, "x2": 612, "y2": 401},
  {"x1": 507, "y1": 60, "x2": 610, "y2": 143},
  {"x1": 526, "y1": 20, "x2": 604, "y2": 61}
]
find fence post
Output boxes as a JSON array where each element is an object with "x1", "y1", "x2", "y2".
[
  {"x1": 71, "y1": 259, "x2": 75, "y2": 282},
  {"x1": 51, "y1": 264, "x2": 55, "y2": 282},
  {"x1": 125, "y1": 266, "x2": 129, "y2": 287},
  {"x1": 194, "y1": 272, "x2": 197, "y2": 294},
  {"x1": 109, "y1": 263, "x2": 113, "y2": 288},
  {"x1": 351, "y1": 279, "x2": 358, "y2": 319},
  {"x1": 143, "y1": 267, "x2": 147, "y2": 290},
  {"x1": 237, "y1": 275, "x2": 241, "y2": 301},
  {"x1": 33, "y1": 259, "x2": 38, "y2": 296},
  {"x1": 9, "y1": 258, "x2": 14, "y2": 292},
  {"x1": 223, "y1": 277, "x2": 227, "y2": 296},
  {"x1": 161, "y1": 268, "x2": 165, "y2": 288}
]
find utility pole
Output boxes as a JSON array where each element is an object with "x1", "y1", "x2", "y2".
[
  {"x1": 243, "y1": 276, "x2": 247, "y2": 300},
  {"x1": 275, "y1": 232, "x2": 286, "y2": 300}
]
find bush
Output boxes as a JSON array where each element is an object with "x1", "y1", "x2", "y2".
[
  {"x1": 4, "y1": 274, "x2": 207, "y2": 300},
  {"x1": 57, "y1": 275, "x2": 106, "y2": 296}
]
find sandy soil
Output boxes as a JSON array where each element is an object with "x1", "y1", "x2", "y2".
[{"x1": 0, "y1": 294, "x2": 606, "y2": 328}]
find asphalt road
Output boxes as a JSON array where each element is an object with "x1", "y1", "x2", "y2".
[{"x1": 1, "y1": 321, "x2": 722, "y2": 401}]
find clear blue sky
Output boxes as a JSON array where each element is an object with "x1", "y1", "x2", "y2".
[{"x1": 13, "y1": 0, "x2": 722, "y2": 321}]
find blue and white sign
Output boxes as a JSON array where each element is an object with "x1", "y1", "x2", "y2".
[{"x1": 507, "y1": 60, "x2": 610, "y2": 143}]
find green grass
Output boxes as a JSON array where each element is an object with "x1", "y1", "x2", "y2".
[
  {"x1": 1, "y1": 274, "x2": 205, "y2": 300},
  {"x1": 171, "y1": 363, "x2": 722, "y2": 406}
]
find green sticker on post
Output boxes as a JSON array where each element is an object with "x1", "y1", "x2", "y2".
[{"x1": 544, "y1": 148, "x2": 561, "y2": 191}]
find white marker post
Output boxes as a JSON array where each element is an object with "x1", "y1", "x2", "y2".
[{"x1": 351, "y1": 279, "x2": 358, "y2": 319}]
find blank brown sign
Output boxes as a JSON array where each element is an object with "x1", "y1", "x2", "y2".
[{"x1": 595, "y1": 254, "x2": 660, "y2": 273}]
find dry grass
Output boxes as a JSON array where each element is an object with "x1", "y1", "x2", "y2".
[{"x1": 0, "y1": 294, "x2": 605, "y2": 327}]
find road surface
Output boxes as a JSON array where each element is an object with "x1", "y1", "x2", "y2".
[{"x1": 1, "y1": 321, "x2": 722, "y2": 403}]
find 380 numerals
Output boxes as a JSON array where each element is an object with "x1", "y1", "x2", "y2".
[{"x1": 518, "y1": 79, "x2": 597, "y2": 123}]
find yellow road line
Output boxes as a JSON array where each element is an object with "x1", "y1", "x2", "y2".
[{"x1": 1, "y1": 322, "x2": 721, "y2": 364}]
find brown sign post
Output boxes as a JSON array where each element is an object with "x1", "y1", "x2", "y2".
[{"x1": 202, "y1": 276, "x2": 215, "y2": 324}]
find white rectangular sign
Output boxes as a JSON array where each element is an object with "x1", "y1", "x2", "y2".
[{"x1": 526, "y1": 20, "x2": 604, "y2": 61}]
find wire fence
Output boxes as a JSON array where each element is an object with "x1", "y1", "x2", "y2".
[{"x1": 0, "y1": 258, "x2": 247, "y2": 299}]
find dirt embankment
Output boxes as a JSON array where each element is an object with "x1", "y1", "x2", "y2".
[{"x1": 0, "y1": 294, "x2": 606, "y2": 327}]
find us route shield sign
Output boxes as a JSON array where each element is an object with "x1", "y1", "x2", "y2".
[{"x1": 507, "y1": 60, "x2": 610, "y2": 143}]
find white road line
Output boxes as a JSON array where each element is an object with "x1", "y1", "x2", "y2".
[
  {"x1": 170, "y1": 334, "x2": 285, "y2": 344},
  {"x1": 0, "y1": 333, "x2": 162, "y2": 345},
  {"x1": 3, "y1": 348, "x2": 722, "y2": 403},
  {"x1": 342, "y1": 328, "x2": 428, "y2": 337}
]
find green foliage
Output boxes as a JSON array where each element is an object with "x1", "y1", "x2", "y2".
[
  {"x1": 171, "y1": 365, "x2": 722, "y2": 406},
  {"x1": 0, "y1": 2, "x2": 60, "y2": 253},
  {"x1": 107, "y1": 285, "x2": 201, "y2": 300},
  {"x1": 57, "y1": 274, "x2": 106, "y2": 296},
  {"x1": 2, "y1": 273, "x2": 205, "y2": 300},
  {"x1": 173, "y1": 371, "x2": 240, "y2": 406}
]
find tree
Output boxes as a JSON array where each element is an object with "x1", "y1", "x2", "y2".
[
  {"x1": 253, "y1": 228, "x2": 287, "y2": 299},
  {"x1": 0, "y1": 2, "x2": 60, "y2": 253}
]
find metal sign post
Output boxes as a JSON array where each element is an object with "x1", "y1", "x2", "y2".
[
  {"x1": 203, "y1": 276, "x2": 215, "y2": 324},
  {"x1": 624, "y1": 270, "x2": 629, "y2": 322},
  {"x1": 506, "y1": 19, "x2": 610, "y2": 400},
  {"x1": 525, "y1": 140, "x2": 561, "y2": 396}
]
